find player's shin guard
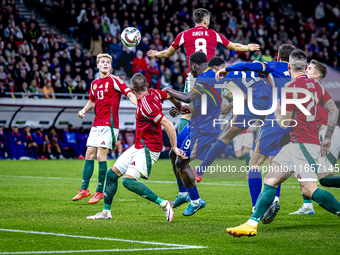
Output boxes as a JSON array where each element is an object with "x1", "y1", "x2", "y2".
[
  {"x1": 311, "y1": 188, "x2": 340, "y2": 214},
  {"x1": 103, "y1": 170, "x2": 119, "y2": 210},
  {"x1": 276, "y1": 184, "x2": 281, "y2": 198},
  {"x1": 250, "y1": 184, "x2": 277, "y2": 222},
  {"x1": 243, "y1": 152, "x2": 250, "y2": 166},
  {"x1": 81, "y1": 159, "x2": 95, "y2": 190},
  {"x1": 248, "y1": 168, "x2": 262, "y2": 207},
  {"x1": 177, "y1": 179, "x2": 188, "y2": 195},
  {"x1": 187, "y1": 186, "x2": 200, "y2": 205},
  {"x1": 319, "y1": 174, "x2": 340, "y2": 188},
  {"x1": 122, "y1": 177, "x2": 158, "y2": 203},
  {"x1": 96, "y1": 161, "x2": 107, "y2": 193},
  {"x1": 200, "y1": 140, "x2": 227, "y2": 169}
]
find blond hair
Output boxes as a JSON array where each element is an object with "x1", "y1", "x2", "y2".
[{"x1": 96, "y1": 53, "x2": 112, "y2": 64}]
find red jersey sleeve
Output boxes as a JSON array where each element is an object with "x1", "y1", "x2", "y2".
[
  {"x1": 89, "y1": 84, "x2": 95, "y2": 101},
  {"x1": 111, "y1": 75, "x2": 131, "y2": 96},
  {"x1": 216, "y1": 32, "x2": 230, "y2": 47},
  {"x1": 171, "y1": 31, "x2": 185, "y2": 50},
  {"x1": 154, "y1": 89, "x2": 168, "y2": 101},
  {"x1": 319, "y1": 85, "x2": 332, "y2": 107},
  {"x1": 141, "y1": 97, "x2": 165, "y2": 124}
]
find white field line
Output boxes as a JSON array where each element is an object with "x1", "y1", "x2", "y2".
[
  {"x1": 0, "y1": 247, "x2": 203, "y2": 254},
  {"x1": 0, "y1": 229, "x2": 207, "y2": 251},
  {"x1": 0, "y1": 175, "x2": 303, "y2": 188}
]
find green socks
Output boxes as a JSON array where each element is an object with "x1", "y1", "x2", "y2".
[
  {"x1": 122, "y1": 177, "x2": 158, "y2": 203},
  {"x1": 243, "y1": 152, "x2": 251, "y2": 166},
  {"x1": 178, "y1": 118, "x2": 189, "y2": 133},
  {"x1": 303, "y1": 194, "x2": 313, "y2": 205},
  {"x1": 96, "y1": 161, "x2": 107, "y2": 193},
  {"x1": 81, "y1": 160, "x2": 95, "y2": 190},
  {"x1": 103, "y1": 169, "x2": 119, "y2": 210},
  {"x1": 311, "y1": 188, "x2": 340, "y2": 214},
  {"x1": 250, "y1": 184, "x2": 277, "y2": 222},
  {"x1": 319, "y1": 174, "x2": 340, "y2": 188}
]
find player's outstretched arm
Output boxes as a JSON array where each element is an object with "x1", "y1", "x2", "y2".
[
  {"x1": 126, "y1": 92, "x2": 137, "y2": 106},
  {"x1": 147, "y1": 46, "x2": 176, "y2": 58},
  {"x1": 321, "y1": 99, "x2": 339, "y2": 157},
  {"x1": 160, "y1": 116, "x2": 187, "y2": 159},
  {"x1": 163, "y1": 88, "x2": 200, "y2": 104},
  {"x1": 227, "y1": 42, "x2": 260, "y2": 52},
  {"x1": 78, "y1": 99, "x2": 95, "y2": 119},
  {"x1": 274, "y1": 99, "x2": 293, "y2": 129}
]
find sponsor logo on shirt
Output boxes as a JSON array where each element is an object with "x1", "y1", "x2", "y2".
[
  {"x1": 99, "y1": 85, "x2": 103, "y2": 89},
  {"x1": 100, "y1": 141, "x2": 105, "y2": 145}
]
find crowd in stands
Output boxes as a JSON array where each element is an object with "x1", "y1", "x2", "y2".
[{"x1": 1, "y1": 0, "x2": 340, "y2": 99}]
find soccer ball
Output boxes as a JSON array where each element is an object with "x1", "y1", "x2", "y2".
[{"x1": 121, "y1": 27, "x2": 141, "y2": 47}]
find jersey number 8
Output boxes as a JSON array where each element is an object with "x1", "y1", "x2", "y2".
[{"x1": 195, "y1": 38, "x2": 207, "y2": 54}]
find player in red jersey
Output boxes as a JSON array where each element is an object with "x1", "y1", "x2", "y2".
[
  {"x1": 86, "y1": 73, "x2": 187, "y2": 221},
  {"x1": 226, "y1": 49, "x2": 340, "y2": 237},
  {"x1": 72, "y1": 53, "x2": 137, "y2": 204},
  {"x1": 147, "y1": 8, "x2": 260, "y2": 133},
  {"x1": 290, "y1": 59, "x2": 340, "y2": 215}
]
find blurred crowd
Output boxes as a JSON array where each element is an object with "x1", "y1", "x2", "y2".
[{"x1": 1, "y1": 0, "x2": 340, "y2": 99}]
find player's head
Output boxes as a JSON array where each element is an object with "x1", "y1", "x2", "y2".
[
  {"x1": 96, "y1": 53, "x2": 112, "y2": 74},
  {"x1": 193, "y1": 8, "x2": 210, "y2": 28},
  {"x1": 288, "y1": 49, "x2": 307, "y2": 74},
  {"x1": 306, "y1": 59, "x2": 327, "y2": 81},
  {"x1": 278, "y1": 44, "x2": 296, "y2": 62},
  {"x1": 189, "y1": 51, "x2": 208, "y2": 78},
  {"x1": 131, "y1": 73, "x2": 148, "y2": 93},
  {"x1": 208, "y1": 56, "x2": 225, "y2": 73}
]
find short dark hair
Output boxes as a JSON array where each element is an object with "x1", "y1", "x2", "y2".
[
  {"x1": 289, "y1": 49, "x2": 307, "y2": 71},
  {"x1": 310, "y1": 59, "x2": 328, "y2": 79},
  {"x1": 193, "y1": 8, "x2": 210, "y2": 24},
  {"x1": 190, "y1": 51, "x2": 207, "y2": 65},
  {"x1": 208, "y1": 56, "x2": 225, "y2": 67},
  {"x1": 278, "y1": 44, "x2": 296, "y2": 62},
  {"x1": 131, "y1": 73, "x2": 147, "y2": 92}
]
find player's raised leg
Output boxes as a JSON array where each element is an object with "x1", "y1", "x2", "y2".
[{"x1": 72, "y1": 146, "x2": 96, "y2": 201}]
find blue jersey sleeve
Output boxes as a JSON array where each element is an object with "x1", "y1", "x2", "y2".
[{"x1": 225, "y1": 61, "x2": 277, "y2": 73}]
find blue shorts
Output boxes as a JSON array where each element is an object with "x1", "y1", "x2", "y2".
[
  {"x1": 253, "y1": 123, "x2": 290, "y2": 156},
  {"x1": 177, "y1": 123, "x2": 219, "y2": 161},
  {"x1": 229, "y1": 97, "x2": 270, "y2": 128}
]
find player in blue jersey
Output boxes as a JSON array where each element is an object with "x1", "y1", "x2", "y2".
[
  {"x1": 195, "y1": 59, "x2": 274, "y2": 181},
  {"x1": 217, "y1": 44, "x2": 296, "y2": 223},
  {"x1": 164, "y1": 53, "x2": 227, "y2": 216}
]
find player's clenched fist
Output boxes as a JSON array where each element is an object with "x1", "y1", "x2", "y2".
[
  {"x1": 147, "y1": 50, "x2": 157, "y2": 58},
  {"x1": 78, "y1": 109, "x2": 86, "y2": 119}
]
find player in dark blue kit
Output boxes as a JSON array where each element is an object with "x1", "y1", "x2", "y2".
[
  {"x1": 165, "y1": 53, "x2": 227, "y2": 216},
  {"x1": 196, "y1": 55, "x2": 275, "y2": 184},
  {"x1": 220, "y1": 44, "x2": 296, "y2": 223}
]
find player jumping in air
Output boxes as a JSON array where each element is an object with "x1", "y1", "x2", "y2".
[
  {"x1": 289, "y1": 59, "x2": 340, "y2": 215},
  {"x1": 72, "y1": 53, "x2": 137, "y2": 204},
  {"x1": 147, "y1": 8, "x2": 260, "y2": 133},
  {"x1": 86, "y1": 73, "x2": 186, "y2": 221},
  {"x1": 226, "y1": 49, "x2": 340, "y2": 237},
  {"x1": 164, "y1": 53, "x2": 230, "y2": 216}
]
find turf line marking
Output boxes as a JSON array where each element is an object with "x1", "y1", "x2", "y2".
[
  {"x1": 0, "y1": 175, "x2": 301, "y2": 187},
  {"x1": 0, "y1": 229, "x2": 207, "y2": 249},
  {"x1": 0, "y1": 247, "x2": 203, "y2": 254}
]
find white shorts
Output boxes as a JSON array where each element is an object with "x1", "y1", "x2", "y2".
[
  {"x1": 317, "y1": 126, "x2": 340, "y2": 173},
  {"x1": 273, "y1": 142, "x2": 320, "y2": 182},
  {"x1": 114, "y1": 145, "x2": 160, "y2": 180},
  {"x1": 87, "y1": 126, "x2": 119, "y2": 150},
  {"x1": 233, "y1": 133, "x2": 254, "y2": 152}
]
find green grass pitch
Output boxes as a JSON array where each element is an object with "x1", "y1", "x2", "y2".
[{"x1": 1, "y1": 159, "x2": 340, "y2": 254}]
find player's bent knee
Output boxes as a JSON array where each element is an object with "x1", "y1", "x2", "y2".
[{"x1": 175, "y1": 158, "x2": 186, "y2": 171}]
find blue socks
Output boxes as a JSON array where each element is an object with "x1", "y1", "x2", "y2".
[
  {"x1": 187, "y1": 186, "x2": 200, "y2": 205},
  {"x1": 177, "y1": 179, "x2": 188, "y2": 196},
  {"x1": 248, "y1": 168, "x2": 262, "y2": 207},
  {"x1": 198, "y1": 140, "x2": 227, "y2": 175},
  {"x1": 276, "y1": 184, "x2": 281, "y2": 198}
]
